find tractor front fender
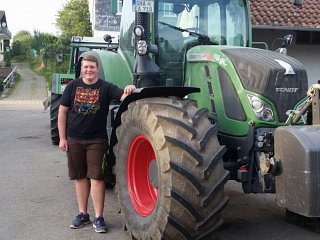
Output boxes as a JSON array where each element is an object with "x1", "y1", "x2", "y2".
[{"x1": 109, "y1": 86, "x2": 200, "y2": 154}]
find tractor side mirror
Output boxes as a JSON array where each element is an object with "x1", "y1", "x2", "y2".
[
  {"x1": 274, "y1": 34, "x2": 293, "y2": 55},
  {"x1": 103, "y1": 34, "x2": 113, "y2": 44},
  {"x1": 282, "y1": 34, "x2": 293, "y2": 47}
]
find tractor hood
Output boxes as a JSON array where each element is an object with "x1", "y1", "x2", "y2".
[{"x1": 222, "y1": 47, "x2": 308, "y2": 122}]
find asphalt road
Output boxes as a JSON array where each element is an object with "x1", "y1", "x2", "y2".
[{"x1": 0, "y1": 64, "x2": 319, "y2": 240}]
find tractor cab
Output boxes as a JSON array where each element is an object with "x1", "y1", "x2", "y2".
[
  {"x1": 155, "y1": 0, "x2": 251, "y2": 86},
  {"x1": 119, "y1": 0, "x2": 250, "y2": 87}
]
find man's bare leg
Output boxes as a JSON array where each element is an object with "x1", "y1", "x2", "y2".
[
  {"x1": 90, "y1": 179, "x2": 105, "y2": 217},
  {"x1": 75, "y1": 178, "x2": 90, "y2": 213}
]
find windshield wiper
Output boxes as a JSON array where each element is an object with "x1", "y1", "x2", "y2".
[{"x1": 159, "y1": 21, "x2": 208, "y2": 39}]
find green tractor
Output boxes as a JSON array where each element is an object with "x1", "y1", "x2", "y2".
[
  {"x1": 74, "y1": 0, "x2": 319, "y2": 239},
  {"x1": 50, "y1": 35, "x2": 119, "y2": 144}
]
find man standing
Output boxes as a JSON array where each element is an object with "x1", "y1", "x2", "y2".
[{"x1": 58, "y1": 54, "x2": 135, "y2": 233}]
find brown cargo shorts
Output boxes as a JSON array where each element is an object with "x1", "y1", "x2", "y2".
[{"x1": 66, "y1": 137, "x2": 108, "y2": 180}]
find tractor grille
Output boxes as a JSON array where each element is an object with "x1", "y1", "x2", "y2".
[{"x1": 222, "y1": 48, "x2": 308, "y2": 122}]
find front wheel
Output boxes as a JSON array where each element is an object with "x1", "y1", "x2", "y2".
[{"x1": 115, "y1": 97, "x2": 229, "y2": 240}]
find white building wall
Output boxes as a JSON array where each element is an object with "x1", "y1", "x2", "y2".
[
  {"x1": 89, "y1": 0, "x2": 120, "y2": 41},
  {"x1": 288, "y1": 45, "x2": 320, "y2": 85}
]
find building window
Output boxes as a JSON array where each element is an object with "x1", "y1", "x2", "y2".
[
  {"x1": 111, "y1": 0, "x2": 122, "y2": 14},
  {"x1": 117, "y1": 0, "x2": 122, "y2": 13},
  {"x1": 161, "y1": 3, "x2": 176, "y2": 18}
]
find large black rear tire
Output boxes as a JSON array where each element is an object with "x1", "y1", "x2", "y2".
[
  {"x1": 50, "y1": 93, "x2": 61, "y2": 145},
  {"x1": 115, "y1": 97, "x2": 229, "y2": 240}
]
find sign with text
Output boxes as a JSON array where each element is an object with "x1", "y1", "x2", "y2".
[{"x1": 134, "y1": 0, "x2": 154, "y2": 12}]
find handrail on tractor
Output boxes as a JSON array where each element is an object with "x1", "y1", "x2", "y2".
[{"x1": 2, "y1": 66, "x2": 17, "y2": 91}]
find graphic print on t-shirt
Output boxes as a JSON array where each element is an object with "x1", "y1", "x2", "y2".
[{"x1": 73, "y1": 87, "x2": 100, "y2": 114}]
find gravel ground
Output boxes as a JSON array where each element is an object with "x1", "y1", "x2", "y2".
[{"x1": 0, "y1": 63, "x2": 48, "y2": 108}]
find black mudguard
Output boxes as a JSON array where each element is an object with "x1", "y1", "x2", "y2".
[
  {"x1": 108, "y1": 86, "x2": 200, "y2": 168},
  {"x1": 275, "y1": 125, "x2": 320, "y2": 217}
]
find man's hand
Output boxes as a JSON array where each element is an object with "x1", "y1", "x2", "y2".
[
  {"x1": 120, "y1": 85, "x2": 136, "y2": 101},
  {"x1": 58, "y1": 105, "x2": 69, "y2": 152},
  {"x1": 59, "y1": 138, "x2": 69, "y2": 152}
]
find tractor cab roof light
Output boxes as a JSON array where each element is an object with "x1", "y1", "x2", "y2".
[{"x1": 72, "y1": 36, "x2": 82, "y2": 42}]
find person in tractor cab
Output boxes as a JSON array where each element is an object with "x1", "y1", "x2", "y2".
[{"x1": 58, "y1": 54, "x2": 135, "y2": 233}]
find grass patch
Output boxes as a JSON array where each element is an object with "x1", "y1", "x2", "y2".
[
  {"x1": 29, "y1": 58, "x2": 68, "y2": 91},
  {"x1": 10, "y1": 56, "x2": 68, "y2": 93}
]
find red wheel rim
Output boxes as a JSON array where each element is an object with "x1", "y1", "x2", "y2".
[{"x1": 127, "y1": 134, "x2": 158, "y2": 216}]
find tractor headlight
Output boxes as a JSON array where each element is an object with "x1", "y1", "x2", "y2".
[
  {"x1": 261, "y1": 108, "x2": 273, "y2": 121},
  {"x1": 251, "y1": 98, "x2": 263, "y2": 111},
  {"x1": 248, "y1": 95, "x2": 274, "y2": 121},
  {"x1": 137, "y1": 40, "x2": 148, "y2": 55}
]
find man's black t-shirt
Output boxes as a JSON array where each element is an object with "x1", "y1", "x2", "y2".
[{"x1": 60, "y1": 78, "x2": 123, "y2": 140}]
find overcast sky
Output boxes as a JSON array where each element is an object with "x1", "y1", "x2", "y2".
[{"x1": 1, "y1": 0, "x2": 69, "y2": 37}]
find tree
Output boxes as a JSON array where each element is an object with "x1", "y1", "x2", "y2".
[
  {"x1": 37, "y1": 33, "x2": 59, "y2": 64},
  {"x1": 11, "y1": 40, "x2": 22, "y2": 57},
  {"x1": 56, "y1": 0, "x2": 92, "y2": 40},
  {"x1": 11, "y1": 30, "x2": 33, "y2": 59},
  {"x1": 31, "y1": 30, "x2": 57, "y2": 56}
]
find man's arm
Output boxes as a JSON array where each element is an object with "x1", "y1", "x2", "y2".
[
  {"x1": 120, "y1": 85, "x2": 136, "y2": 101},
  {"x1": 58, "y1": 105, "x2": 69, "y2": 152}
]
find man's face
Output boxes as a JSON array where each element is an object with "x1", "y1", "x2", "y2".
[{"x1": 81, "y1": 60, "x2": 98, "y2": 81}]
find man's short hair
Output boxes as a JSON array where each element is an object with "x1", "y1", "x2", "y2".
[{"x1": 82, "y1": 55, "x2": 99, "y2": 67}]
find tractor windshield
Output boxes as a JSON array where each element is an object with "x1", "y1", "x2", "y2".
[
  {"x1": 157, "y1": 0, "x2": 249, "y2": 47},
  {"x1": 156, "y1": 0, "x2": 249, "y2": 86}
]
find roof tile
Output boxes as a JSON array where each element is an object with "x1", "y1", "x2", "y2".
[{"x1": 251, "y1": 0, "x2": 320, "y2": 29}]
